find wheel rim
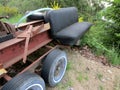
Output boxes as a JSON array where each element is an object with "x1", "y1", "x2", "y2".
[
  {"x1": 53, "y1": 56, "x2": 67, "y2": 83},
  {"x1": 25, "y1": 84, "x2": 43, "y2": 90}
]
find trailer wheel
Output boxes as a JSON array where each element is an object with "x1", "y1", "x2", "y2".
[
  {"x1": 41, "y1": 49, "x2": 67, "y2": 87},
  {"x1": 2, "y1": 72, "x2": 45, "y2": 90}
]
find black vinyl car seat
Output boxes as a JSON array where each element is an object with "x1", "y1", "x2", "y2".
[{"x1": 46, "y1": 7, "x2": 92, "y2": 45}]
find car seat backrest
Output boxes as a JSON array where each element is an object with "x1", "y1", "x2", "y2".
[{"x1": 46, "y1": 7, "x2": 78, "y2": 36}]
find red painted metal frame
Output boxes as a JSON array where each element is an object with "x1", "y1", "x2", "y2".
[
  {"x1": 19, "y1": 45, "x2": 57, "y2": 75},
  {"x1": 0, "y1": 19, "x2": 55, "y2": 88},
  {"x1": 0, "y1": 21, "x2": 52, "y2": 69},
  {"x1": 0, "y1": 31, "x2": 52, "y2": 68}
]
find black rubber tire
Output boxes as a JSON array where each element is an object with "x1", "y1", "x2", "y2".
[
  {"x1": 41, "y1": 49, "x2": 67, "y2": 87},
  {"x1": 2, "y1": 72, "x2": 45, "y2": 90}
]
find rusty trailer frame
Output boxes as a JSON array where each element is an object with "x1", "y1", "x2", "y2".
[{"x1": 0, "y1": 20, "x2": 55, "y2": 83}]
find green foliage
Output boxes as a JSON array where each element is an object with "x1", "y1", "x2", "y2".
[
  {"x1": 77, "y1": 72, "x2": 89, "y2": 82},
  {"x1": 66, "y1": 61, "x2": 72, "y2": 71},
  {"x1": 0, "y1": 6, "x2": 18, "y2": 17},
  {"x1": 106, "y1": 47, "x2": 120, "y2": 66},
  {"x1": 0, "y1": 0, "x2": 105, "y2": 21},
  {"x1": 105, "y1": 0, "x2": 120, "y2": 46},
  {"x1": 77, "y1": 72, "x2": 84, "y2": 82},
  {"x1": 78, "y1": 17, "x2": 84, "y2": 22},
  {"x1": 57, "y1": 78, "x2": 73, "y2": 90},
  {"x1": 51, "y1": 1, "x2": 61, "y2": 10},
  {"x1": 0, "y1": 0, "x2": 10, "y2": 6},
  {"x1": 99, "y1": 85, "x2": 104, "y2": 90},
  {"x1": 96, "y1": 73, "x2": 103, "y2": 81},
  {"x1": 7, "y1": 0, "x2": 48, "y2": 14},
  {"x1": 81, "y1": 19, "x2": 109, "y2": 49},
  {"x1": 81, "y1": 17, "x2": 120, "y2": 65},
  {"x1": 2, "y1": 14, "x2": 23, "y2": 24},
  {"x1": 44, "y1": 0, "x2": 104, "y2": 21}
]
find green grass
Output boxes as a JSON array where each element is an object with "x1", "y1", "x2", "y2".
[
  {"x1": 77, "y1": 72, "x2": 89, "y2": 82},
  {"x1": 96, "y1": 73, "x2": 103, "y2": 81},
  {"x1": 66, "y1": 61, "x2": 72, "y2": 71},
  {"x1": 77, "y1": 73, "x2": 84, "y2": 82},
  {"x1": 99, "y1": 85, "x2": 104, "y2": 90},
  {"x1": 84, "y1": 75, "x2": 89, "y2": 81},
  {"x1": 57, "y1": 80, "x2": 73, "y2": 90}
]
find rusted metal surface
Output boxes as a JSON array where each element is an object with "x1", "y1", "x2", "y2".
[
  {"x1": 0, "y1": 21, "x2": 51, "y2": 69},
  {"x1": 17, "y1": 20, "x2": 42, "y2": 28},
  {"x1": 0, "y1": 17, "x2": 55, "y2": 90},
  {"x1": 19, "y1": 46, "x2": 57, "y2": 74},
  {"x1": 0, "y1": 21, "x2": 16, "y2": 37},
  {"x1": 31, "y1": 23, "x2": 44, "y2": 36},
  {"x1": 0, "y1": 64, "x2": 2, "y2": 69},
  {"x1": 0, "y1": 21, "x2": 9, "y2": 34},
  {"x1": 0, "y1": 20, "x2": 54, "y2": 90},
  {"x1": 3, "y1": 74, "x2": 12, "y2": 81},
  {"x1": 17, "y1": 23, "x2": 45, "y2": 63},
  {"x1": 17, "y1": 25, "x2": 34, "y2": 63},
  {"x1": 19, "y1": 25, "x2": 33, "y2": 63},
  {"x1": 5, "y1": 23, "x2": 16, "y2": 37},
  {"x1": 16, "y1": 20, "x2": 43, "y2": 30},
  {"x1": 0, "y1": 23, "x2": 50, "y2": 50},
  {"x1": 0, "y1": 31, "x2": 52, "y2": 68}
]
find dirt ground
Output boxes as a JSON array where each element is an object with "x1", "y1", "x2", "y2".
[{"x1": 47, "y1": 48, "x2": 120, "y2": 90}]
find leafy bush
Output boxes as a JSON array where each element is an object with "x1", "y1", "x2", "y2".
[
  {"x1": 106, "y1": 47, "x2": 120, "y2": 66},
  {"x1": 105, "y1": 0, "x2": 120, "y2": 46},
  {"x1": 81, "y1": 19, "x2": 120, "y2": 65},
  {"x1": 7, "y1": 0, "x2": 48, "y2": 14},
  {"x1": 0, "y1": 6, "x2": 18, "y2": 17}
]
